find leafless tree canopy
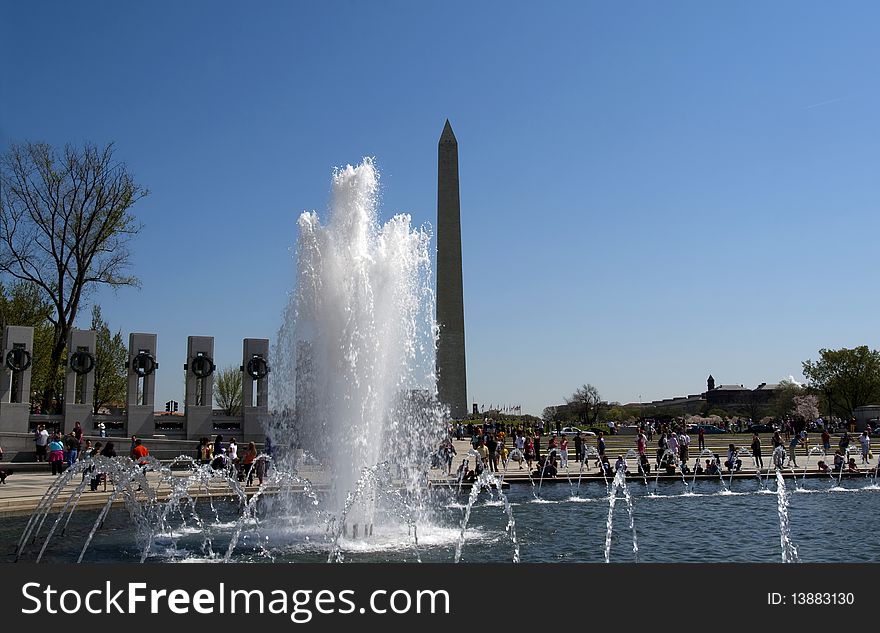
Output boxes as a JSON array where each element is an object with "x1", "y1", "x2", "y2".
[
  {"x1": 567, "y1": 383, "x2": 604, "y2": 426},
  {"x1": 0, "y1": 142, "x2": 147, "y2": 390}
]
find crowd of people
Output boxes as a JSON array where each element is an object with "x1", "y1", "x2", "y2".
[
  {"x1": 195, "y1": 434, "x2": 268, "y2": 485},
  {"x1": 438, "y1": 418, "x2": 879, "y2": 482},
  {"x1": 24, "y1": 422, "x2": 274, "y2": 488}
]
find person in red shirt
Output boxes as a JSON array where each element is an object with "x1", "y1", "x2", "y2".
[
  {"x1": 821, "y1": 428, "x2": 831, "y2": 454},
  {"x1": 131, "y1": 438, "x2": 149, "y2": 464}
]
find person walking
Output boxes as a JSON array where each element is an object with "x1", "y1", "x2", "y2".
[
  {"x1": 486, "y1": 434, "x2": 498, "y2": 472},
  {"x1": 698, "y1": 426, "x2": 706, "y2": 451},
  {"x1": 787, "y1": 432, "x2": 800, "y2": 468},
  {"x1": 751, "y1": 433, "x2": 763, "y2": 470},
  {"x1": 65, "y1": 433, "x2": 79, "y2": 467},
  {"x1": 560, "y1": 436, "x2": 569, "y2": 469},
  {"x1": 667, "y1": 432, "x2": 679, "y2": 463},
  {"x1": 48, "y1": 433, "x2": 65, "y2": 476},
  {"x1": 772, "y1": 431, "x2": 783, "y2": 451},
  {"x1": 498, "y1": 441, "x2": 509, "y2": 471},
  {"x1": 476, "y1": 438, "x2": 489, "y2": 472},
  {"x1": 515, "y1": 432, "x2": 525, "y2": 470},
  {"x1": 859, "y1": 431, "x2": 871, "y2": 465},
  {"x1": 839, "y1": 431, "x2": 852, "y2": 456},
  {"x1": 636, "y1": 429, "x2": 647, "y2": 461},
  {"x1": 678, "y1": 430, "x2": 690, "y2": 464},
  {"x1": 656, "y1": 431, "x2": 668, "y2": 468},
  {"x1": 72, "y1": 421, "x2": 84, "y2": 449},
  {"x1": 34, "y1": 424, "x2": 49, "y2": 462},
  {"x1": 524, "y1": 437, "x2": 535, "y2": 472}
]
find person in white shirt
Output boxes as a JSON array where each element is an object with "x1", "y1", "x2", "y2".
[
  {"x1": 679, "y1": 431, "x2": 691, "y2": 463},
  {"x1": 667, "y1": 432, "x2": 679, "y2": 458},
  {"x1": 34, "y1": 425, "x2": 50, "y2": 462},
  {"x1": 859, "y1": 431, "x2": 870, "y2": 464}
]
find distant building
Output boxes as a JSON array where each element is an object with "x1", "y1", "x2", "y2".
[{"x1": 632, "y1": 375, "x2": 784, "y2": 416}]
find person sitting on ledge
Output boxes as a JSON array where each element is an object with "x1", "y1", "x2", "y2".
[
  {"x1": 456, "y1": 461, "x2": 476, "y2": 483},
  {"x1": 706, "y1": 459, "x2": 720, "y2": 476},
  {"x1": 833, "y1": 450, "x2": 844, "y2": 472},
  {"x1": 848, "y1": 457, "x2": 859, "y2": 473},
  {"x1": 724, "y1": 444, "x2": 742, "y2": 472},
  {"x1": 615, "y1": 455, "x2": 628, "y2": 474},
  {"x1": 817, "y1": 460, "x2": 830, "y2": 474},
  {"x1": 532, "y1": 455, "x2": 557, "y2": 479},
  {"x1": 693, "y1": 461, "x2": 704, "y2": 475}
]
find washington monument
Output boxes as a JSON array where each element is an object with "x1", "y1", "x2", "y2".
[{"x1": 436, "y1": 120, "x2": 467, "y2": 419}]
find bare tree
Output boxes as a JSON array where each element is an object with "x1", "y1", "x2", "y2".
[
  {"x1": 0, "y1": 142, "x2": 146, "y2": 405},
  {"x1": 214, "y1": 365, "x2": 243, "y2": 416},
  {"x1": 566, "y1": 384, "x2": 604, "y2": 427}
]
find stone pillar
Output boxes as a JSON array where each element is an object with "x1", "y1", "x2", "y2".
[
  {"x1": 436, "y1": 119, "x2": 468, "y2": 419},
  {"x1": 242, "y1": 338, "x2": 269, "y2": 440},
  {"x1": 126, "y1": 333, "x2": 158, "y2": 438},
  {"x1": 64, "y1": 329, "x2": 97, "y2": 431},
  {"x1": 0, "y1": 325, "x2": 34, "y2": 433},
  {"x1": 184, "y1": 336, "x2": 215, "y2": 439}
]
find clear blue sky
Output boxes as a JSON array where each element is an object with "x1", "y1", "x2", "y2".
[{"x1": 2, "y1": 1, "x2": 879, "y2": 415}]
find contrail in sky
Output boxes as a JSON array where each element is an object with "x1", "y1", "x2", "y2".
[{"x1": 804, "y1": 96, "x2": 849, "y2": 109}]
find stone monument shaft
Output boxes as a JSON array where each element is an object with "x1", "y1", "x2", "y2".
[{"x1": 436, "y1": 120, "x2": 467, "y2": 419}]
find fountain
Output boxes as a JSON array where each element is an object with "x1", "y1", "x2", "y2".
[
  {"x1": 271, "y1": 158, "x2": 443, "y2": 534},
  {"x1": 9, "y1": 158, "x2": 880, "y2": 565},
  {"x1": 775, "y1": 470, "x2": 800, "y2": 563}
]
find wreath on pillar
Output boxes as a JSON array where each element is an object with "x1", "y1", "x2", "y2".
[
  {"x1": 188, "y1": 354, "x2": 216, "y2": 378},
  {"x1": 69, "y1": 350, "x2": 96, "y2": 375},
  {"x1": 130, "y1": 350, "x2": 157, "y2": 377},
  {"x1": 5, "y1": 348, "x2": 32, "y2": 372},
  {"x1": 244, "y1": 356, "x2": 270, "y2": 380}
]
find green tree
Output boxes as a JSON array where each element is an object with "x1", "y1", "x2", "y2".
[
  {"x1": 606, "y1": 406, "x2": 634, "y2": 423},
  {"x1": 0, "y1": 279, "x2": 60, "y2": 408},
  {"x1": 773, "y1": 378, "x2": 804, "y2": 419},
  {"x1": 90, "y1": 305, "x2": 127, "y2": 414},
  {"x1": 802, "y1": 346, "x2": 880, "y2": 419},
  {"x1": 0, "y1": 279, "x2": 50, "y2": 330},
  {"x1": 0, "y1": 142, "x2": 146, "y2": 407},
  {"x1": 214, "y1": 365, "x2": 242, "y2": 416}
]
